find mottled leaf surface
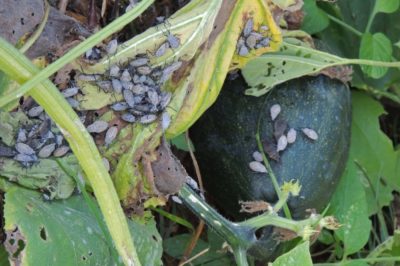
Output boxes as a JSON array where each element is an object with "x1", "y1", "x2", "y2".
[{"x1": 4, "y1": 187, "x2": 162, "y2": 266}]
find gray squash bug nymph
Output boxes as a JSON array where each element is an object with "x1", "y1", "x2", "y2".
[
  {"x1": 155, "y1": 42, "x2": 170, "y2": 57},
  {"x1": 171, "y1": 195, "x2": 183, "y2": 204},
  {"x1": 15, "y1": 142, "x2": 35, "y2": 155},
  {"x1": 109, "y1": 65, "x2": 120, "y2": 77},
  {"x1": 53, "y1": 145, "x2": 70, "y2": 157},
  {"x1": 106, "y1": 39, "x2": 118, "y2": 55},
  {"x1": 238, "y1": 45, "x2": 249, "y2": 56},
  {"x1": 96, "y1": 81, "x2": 113, "y2": 92},
  {"x1": 287, "y1": 128, "x2": 297, "y2": 144},
  {"x1": 252, "y1": 151, "x2": 263, "y2": 162},
  {"x1": 161, "y1": 112, "x2": 171, "y2": 131},
  {"x1": 121, "y1": 80, "x2": 134, "y2": 91},
  {"x1": 62, "y1": 87, "x2": 79, "y2": 98},
  {"x1": 138, "y1": 75, "x2": 147, "y2": 84},
  {"x1": 276, "y1": 135, "x2": 288, "y2": 152},
  {"x1": 111, "y1": 102, "x2": 129, "y2": 111},
  {"x1": 28, "y1": 106, "x2": 44, "y2": 117},
  {"x1": 0, "y1": 145, "x2": 17, "y2": 157},
  {"x1": 38, "y1": 143, "x2": 56, "y2": 158},
  {"x1": 120, "y1": 69, "x2": 132, "y2": 82},
  {"x1": 167, "y1": 34, "x2": 180, "y2": 49},
  {"x1": 302, "y1": 128, "x2": 318, "y2": 140},
  {"x1": 77, "y1": 74, "x2": 101, "y2": 82},
  {"x1": 55, "y1": 135, "x2": 64, "y2": 146},
  {"x1": 139, "y1": 114, "x2": 157, "y2": 124},
  {"x1": 245, "y1": 35, "x2": 257, "y2": 49},
  {"x1": 249, "y1": 161, "x2": 267, "y2": 173},
  {"x1": 121, "y1": 113, "x2": 136, "y2": 123},
  {"x1": 102, "y1": 157, "x2": 110, "y2": 172},
  {"x1": 260, "y1": 37, "x2": 270, "y2": 47},
  {"x1": 86, "y1": 120, "x2": 109, "y2": 133},
  {"x1": 131, "y1": 84, "x2": 147, "y2": 95},
  {"x1": 111, "y1": 79, "x2": 123, "y2": 94},
  {"x1": 137, "y1": 66, "x2": 152, "y2": 75},
  {"x1": 270, "y1": 104, "x2": 281, "y2": 121},
  {"x1": 66, "y1": 97, "x2": 80, "y2": 109},
  {"x1": 123, "y1": 89, "x2": 135, "y2": 108},
  {"x1": 159, "y1": 92, "x2": 172, "y2": 110},
  {"x1": 160, "y1": 61, "x2": 182, "y2": 83},
  {"x1": 129, "y1": 57, "x2": 149, "y2": 67},
  {"x1": 243, "y1": 18, "x2": 254, "y2": 37},
  {"x1": 104, "y1": 126, "x2": 118, "y2": 146},
  {"x1": 147, "y1": 90, "x2": 159, "y2": 106},
  {"x1": 16, "y1": 128, "x2": 27, "y2": 143},
  {"x1": 14, "y1": 153, "x2": 38, "y2": 167}
]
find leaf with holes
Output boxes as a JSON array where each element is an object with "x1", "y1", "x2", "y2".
[
  {"x1": 359, "y1": 33, "x2": 393, "y2": 79},
  {"x1": 327, "y1": 92, "x2": 399, "y2": 256},
  {"x1": 328, "y1": 160, "x2": 371, "y2": 256},
  {"x1": 242, "y1": 42, "x2": 345, "y2": 96},
  {"x1": 270, "y1": 241, "x2": 312, "y2": 266},
  {"x1": 3, "y1": 187, "x2": 162, "y2": 265},
  {"x1": 349, "y1": 91, "x2": 399, "y2": 215}
]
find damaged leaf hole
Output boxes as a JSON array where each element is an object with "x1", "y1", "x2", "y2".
[
  {"x1": 5, "y1": 227, "x2": 26, "y2": 260},
  {"x1": 40, "y1": 226, "x2": 47, "y2": 241}
]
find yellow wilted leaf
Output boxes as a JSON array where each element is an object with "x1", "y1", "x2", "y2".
[{"x1": 166, "y1": 0, "x2": 282, "y2": 138}]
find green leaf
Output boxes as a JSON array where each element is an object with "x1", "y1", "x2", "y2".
[
  {"x1": 3, "y1": 187, "x2": 162, "y2": 265},
  {"x1": 329, "y1": 160, "x2": 371, "y2": 256},
  {"x1": 301, "y1": 0, "x2": 330, "y2": 34},
  {"x1": 242, "y1": 42, "x2": 345, "y2": 96},
  {"x1": 359, "y1": 32, "x2": 392, "y2": 79},
  {"x1": 271, "y1": 241, "x2": 312, "y2": 266},
  {"x1": 328, "y1": 91, "x2": 400, "y2": 256},
  {"x1": 349, "y1": 92, "x2": 399, "y2": 214},
  {"x1": 375, "y1": 0, "x2": 400, "y2": 14}
]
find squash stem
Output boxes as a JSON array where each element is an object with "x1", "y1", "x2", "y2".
[
  {"x1": 273, "y1": 192, "x2": 290, "y2": 213},
  {"x1": 239, "y1": 212, "x2": 321, "y2": 234},
  {"x1": 179, "y1": 184, "x2": 255, "y2": 249},
  {"x1": 233, "y1": 247, "x2": 249, "y2": 266}
]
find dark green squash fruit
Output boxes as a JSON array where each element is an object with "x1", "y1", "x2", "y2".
[{"x1": 190, "y1": 75, "x2": 351, "y2": 259}]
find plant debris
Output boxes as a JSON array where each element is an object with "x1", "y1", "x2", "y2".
[{"x1": 151, "y1": 139, "x2": 187, "y2": 195}]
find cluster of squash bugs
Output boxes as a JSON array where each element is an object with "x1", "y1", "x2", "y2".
[
  {"x1": 79, "y1": 36, "x2": 181, "y2": 127},
  {"x1": 1, "y1": 103, "x2": 73, "y2": 168},
  {"x1": 236, "y1": 18, "x2": 272, "y2": 56},
  {"x1": 248, "y1": 104, "x2": 319, "y2": 173}
]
